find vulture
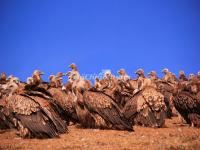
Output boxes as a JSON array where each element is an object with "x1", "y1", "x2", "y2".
[
  {"x1": 173, "y1": 75, "x2": 200, "y2": 127},
  {"x1": 123, "y1": 86, "x2": 166, "y2": 127},
  {"x1": 82, "y1": 90, "x2": 133, "y2": 131},
  {"x1": 173, "y1": 91, "x2": 200, "y2": 127},
  {"x1": 47, "y1": 74, "x2": 78, "y2": 124},
  {"x1": 0, "y1": 76, "x2": 20, "y2": 130},
  {"x1": 0, "y1": 73, "x2": 67, "y2": 138},
  {"x1": 122, "y1": 69, "x2": 166, "y2": 127},
  {"x1": 179, "y1": 71, "x2": 188, "y2": 82},
  {"x1": 148, "y1": 70, "x2": 176, "y2": 118},
  {"x1": 67, "y1": 65, "x2": 133, "y2": 131},
  {"x1": 155, "y1": 80, "x2": 175, "y2": 118},
  {"x1": 0, "y1": 100, "x2": 15, "y2": 130}
]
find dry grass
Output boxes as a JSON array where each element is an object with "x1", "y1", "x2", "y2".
[{"x1": 0, "y1": 117, "x2": 200, "y2": 150}]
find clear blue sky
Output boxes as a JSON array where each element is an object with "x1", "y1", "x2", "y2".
[{"x1": 0, "y1": 0, "x2": 200, "y2": 81}]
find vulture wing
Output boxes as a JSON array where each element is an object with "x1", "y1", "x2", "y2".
[
  {"x1": 6, "y1": 94, "x2": 66, "y2": 138},
  {"x1": 83, "y1": 91, "x2": 133, "y2": 131},
  {"x1": 174, "y1": 91, "x2": 200, "y2": 124},
  {"x1": 48, "y1": 88, "x2": 78, "y2": 123}
]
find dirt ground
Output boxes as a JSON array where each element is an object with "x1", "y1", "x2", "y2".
[{"x1": 0, "y1": 117, "x2": 200, "y2": 150}]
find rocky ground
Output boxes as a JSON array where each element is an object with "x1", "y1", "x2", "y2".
[{"x1": 0, "y1": 117, "x2": 200, "y2": 150}]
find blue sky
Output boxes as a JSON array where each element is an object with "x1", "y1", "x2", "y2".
[{"x1": 0, "y1": 0, "x2": 200, "y2": 81}]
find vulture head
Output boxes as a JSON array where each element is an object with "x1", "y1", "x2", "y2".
[
  {"x1": 69, "y1": 63, "x2": 78, "y2": 71},
  {"x1": 135, "y1": 68, "x2": 144, "y2": 77},
  {"x1": 118, "y1": 69, "x2": 126, "y2": 76},
  {"x1": 95, "y1": 77, "x2": 100, "y2": 82},
  {"x1": 162, "y1": 68, "x2": 169, "y2": 75},
  {"x1": 189, "y1": 73, "x2": 195, "y2": 81},
  {"x1": 32, "y1": 70, "x2": 44, "y2": 84},
  {"x1": 188, "y1": 74, "x2": 198, "y2": 93},
  {"x1": 33, "y1": 70, "x2": 44, "y2": 76},
  {"x1": 179, "y1": 70, "x2": 188, "y2": 81},
  {"x1": 94, "y1": 77, "x2": 102, "y2": 90},
  {"x1": 148, "y1": 71, "x2": 157, "y2": 79},
  {"x1": 6, "y1": 75, "x2": 14, "y2": 82},
  {"x1": 66, "y1": 71, "x2": 76, "y2": 83},
  {"x1": 104, "y1": 70, "x2": 112, "y2": 79},
  {"x1": 0, "y1": 72, "x2": 7, "y2": 81},
  {"x1": 197, "y1": 71, "x2": 200, "y2": 79},
  {"x1": 148, "y1": 70, "x2": 157, "y2": 76},
  {"x1": 5, "y1": 76, "x2": 20, "y2": 95},
  {"x1": 179, "y1": 70, "x2": 185, "y2": 76},
  {"x1": 56, "y1": 72, "x2": 64, "y2": 87},
  {"x1": 7, "y1": 76, "x2": 20, "y2": 84},
  {"x1": 26, "y1": 77, "x2": 34, "y2": 85},
  {"x1": 49, "y1": 75, "x2": 58, "y2": 87},
  {"x1": 56, "y1": 72, "x2": 64, "y2": 78}
]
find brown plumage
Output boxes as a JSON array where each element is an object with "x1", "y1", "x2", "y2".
[
  {"x1": 0, "y1": 100, "x2": 15, "y2": 130},
  {"x1": 155, "y1": 80, "x2": 175, "y2": 118},
  {"x1": 0, "y1": 73, "x2": 7, "y2": 84},
  {"x1": 48, "y1": 87, "x2": 78, "y2": 123},
  {"x1": 179, "y1": 71, "x2": 188, "y2": 81},
  {"x1": 123, "y1": 87, "x2": 166, "y2": 127},
  {"x1": 4, "y1": 92, "x2": 67, "y2": 138},
  {"x1": 82, "y1": 90, "x2": 133, "y2": 131},
  {"x1": 0, "y1": 75, "x2": 67, "y2": 138},
  {"x1": 173, "y1": 90, "x2": 200, "y2": 127}
]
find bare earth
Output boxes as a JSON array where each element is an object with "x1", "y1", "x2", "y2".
[{"x1": 0, "y1": 117, "x2": 200, "y2": 150}]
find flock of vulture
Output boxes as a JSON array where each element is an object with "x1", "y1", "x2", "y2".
[{"x1": 0, "y1": 64, "x2": 200, "y2": 139}]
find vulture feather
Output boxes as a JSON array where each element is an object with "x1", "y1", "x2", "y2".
[
  {"x1": 173, "y1": 91, "x2": 200, "y2": 127},
  {"x1": 82, "y1": 91, "x2": 133, "y2": 131},
  {"x1": 123, "y1": 87, "x2": 166, "y2": 127}
]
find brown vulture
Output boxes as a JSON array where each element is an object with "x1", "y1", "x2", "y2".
[
  {"x1": 173, "y1": 91, "x2": 200, "y2": 127},
  {"x1": 67, "y1": 66, "x2": 133, "y2": 131},
  {"x1": 123, "y1": 87, "x2": 166, "y2": 127},
  {"x1": 155, "y1": 80, "x2": 175, "y2": 118},
  {"x1": 48, "y1": 75, "x2": 79, "y2": 124},
  {"x1": 173, "y1": 76, "x2": 200, "y2": 127},
  {"x1": 0, "y1": 75, "x2": 67, "y2": 138},
  {"x1": 81, "y1": 90, "x2": 133, "y2": 131}
]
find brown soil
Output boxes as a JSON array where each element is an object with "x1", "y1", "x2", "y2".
[{"x1": 0, "y1": 117, "x2": 200, "y2": 150}]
